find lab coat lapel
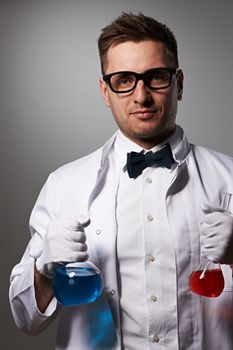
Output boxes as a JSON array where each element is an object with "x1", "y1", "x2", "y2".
[
  {"x1": 164, "y1": 139, "x2": 201, "y2": 349},
  {"x1": 87, "y1": 132, "x2": 117, "y2": 212},
  {"x1": 85, "y1": 132, "x2": 122, "y2": 348}
]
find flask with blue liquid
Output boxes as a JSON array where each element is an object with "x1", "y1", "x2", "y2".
[{"x1": 53, "y1": 261, "x2": 103, "y2": 306}]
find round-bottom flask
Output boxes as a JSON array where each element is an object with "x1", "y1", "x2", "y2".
[
  {"x1": 53, "y1": 261, "x2": 103, "y2": 306},
  {"x1": 189, "y1": 258, "x2": 224, "y2": 297}
]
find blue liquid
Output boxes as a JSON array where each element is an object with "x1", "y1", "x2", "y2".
[{"x1": 53, "y1": 266, "x2": 103, "y2": 306}]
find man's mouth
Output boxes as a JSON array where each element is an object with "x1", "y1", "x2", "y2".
[{"x1": 130, "y1": 109, "x2": 158, "y2": 119}]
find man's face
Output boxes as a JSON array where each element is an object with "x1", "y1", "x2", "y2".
[{"x1": 99, "y1": 40, "x2": 183, "y2": 148}]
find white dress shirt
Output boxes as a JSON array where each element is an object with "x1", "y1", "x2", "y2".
[{"x1": 114, "y1": 128, "x2": 183, "y2": 349}]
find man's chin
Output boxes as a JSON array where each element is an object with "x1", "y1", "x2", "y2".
[{"x1": 127, "y1": 126, "x2": 175, "y2": 144}]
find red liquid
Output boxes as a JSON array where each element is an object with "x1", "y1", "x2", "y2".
[{"x1": 189, "y1": 269, "x2": 224, "y2": 297}]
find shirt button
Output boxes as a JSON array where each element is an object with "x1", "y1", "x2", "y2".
[
  {"x1": 147, "y1": 214, "x2": 154, "y2": 222},
  {"x1": 151, "y1": 295, "x2": 157, "y2": 302},
  {"x1": 152, "y1": 335, "x2": 160, "y2": 343},
  {"x1": 146, "y1": 177, "x2": 152, "y2": 184},
  {"x1": 149, "y1": 254, "x2": 155, "y2": 262},
  {"x1": 96, "y1": 229, "x2": 101, "y2": 235}
]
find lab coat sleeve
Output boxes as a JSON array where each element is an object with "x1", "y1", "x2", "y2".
[
  {"x1": 9, "y1": 173, "x2": 61, "y2": 335},
  {"x1": 9, "y1": 242, "x2": 59, "y2": 335}
]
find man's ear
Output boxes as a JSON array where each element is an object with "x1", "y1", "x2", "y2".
[
  {"x1": 99, "y1": 77, "x2": 111, "y2": 107},
  {"x1": 177, "y1": 69, "x2": 184, "y2": 101}
]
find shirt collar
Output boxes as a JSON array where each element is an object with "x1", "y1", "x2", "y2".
[{"x1": 113, "y1": 125, "x2": 191, "y2": 171}]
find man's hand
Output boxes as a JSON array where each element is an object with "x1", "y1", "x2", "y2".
[
  {"x1": 31, "y1": 215, "x2": 90, "y2": 278},
  {"x1": 200, "y1": 203, "x2": 233, "y2": 264}
]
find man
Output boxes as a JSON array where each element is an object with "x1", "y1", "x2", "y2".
[{"x1": 9, "y1": 12, "x2": 233, "y2": 350}]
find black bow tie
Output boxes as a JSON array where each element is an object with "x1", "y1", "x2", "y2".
[{"x1": 126, "y1": 143, "x2": 175, "y2": 179}]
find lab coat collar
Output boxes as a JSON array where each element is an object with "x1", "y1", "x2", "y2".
[
  {"x1": 168, "y1": 125, "x2": 191, "y2": 165},
  {"x1": 100, "y1": 132, "x2": 118, "y2": 168},
  {"x1": 87, "y1": 132, "x2": 118, "y2": 213}
]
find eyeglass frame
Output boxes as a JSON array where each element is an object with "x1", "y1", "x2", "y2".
[{"x1": 103, "y1": 67, "x2": 178, "y2": 94}]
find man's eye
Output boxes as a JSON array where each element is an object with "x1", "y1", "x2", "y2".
[
  {"x1": 152, "y1": 71, "x2": 168, "y2": 81},
  {"x1": 117, "y1": 76, "x2": 134, "y2": 85}
]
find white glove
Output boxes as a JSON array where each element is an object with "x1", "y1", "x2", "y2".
[
  {"x1": 32, "y1": 215, "x2": 90, "y2": 278},
  {"x1": 200, "y1": 203, "x2": 233, "y2": 264}
]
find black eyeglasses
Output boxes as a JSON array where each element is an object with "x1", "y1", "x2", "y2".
[{"x1": 103, "y1": 67, "x2": 178, "y2": 93}]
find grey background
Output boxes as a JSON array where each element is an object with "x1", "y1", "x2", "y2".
[{"x1": 1, "y1": 0, "x2": 233, "y2": 348}]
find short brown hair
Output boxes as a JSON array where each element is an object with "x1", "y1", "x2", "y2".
[{"x1": 98, "y1": 12, "x2": 179, "y2": 74}]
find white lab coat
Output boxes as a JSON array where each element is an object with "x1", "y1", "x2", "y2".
[{"x1": 9, "y1": 127, "x2": 233, "y2": 350}]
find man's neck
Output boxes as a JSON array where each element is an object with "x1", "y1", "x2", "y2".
[{"x1": 120, "y1": 127, "x2": 177, "y2": 150}]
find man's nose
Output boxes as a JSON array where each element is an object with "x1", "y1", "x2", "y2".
[{"x1": 133, "y1": 79, "x2": 152, "y2": 105}]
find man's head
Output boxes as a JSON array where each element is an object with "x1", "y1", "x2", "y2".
[{"x1": 98, "y1": 13, "x2": 183, "y2": 149}]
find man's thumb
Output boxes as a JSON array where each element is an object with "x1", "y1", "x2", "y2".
[{"x1": 76, "y1": 215, "x2": 91, "y2": 228}]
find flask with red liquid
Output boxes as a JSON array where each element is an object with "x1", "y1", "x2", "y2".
[
  {"x1": 189, "y1": 193, "x2": 232, "y2": 298},
  {"x1": 189, "y1": 258, "x2": 224, "y2": 297}
]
